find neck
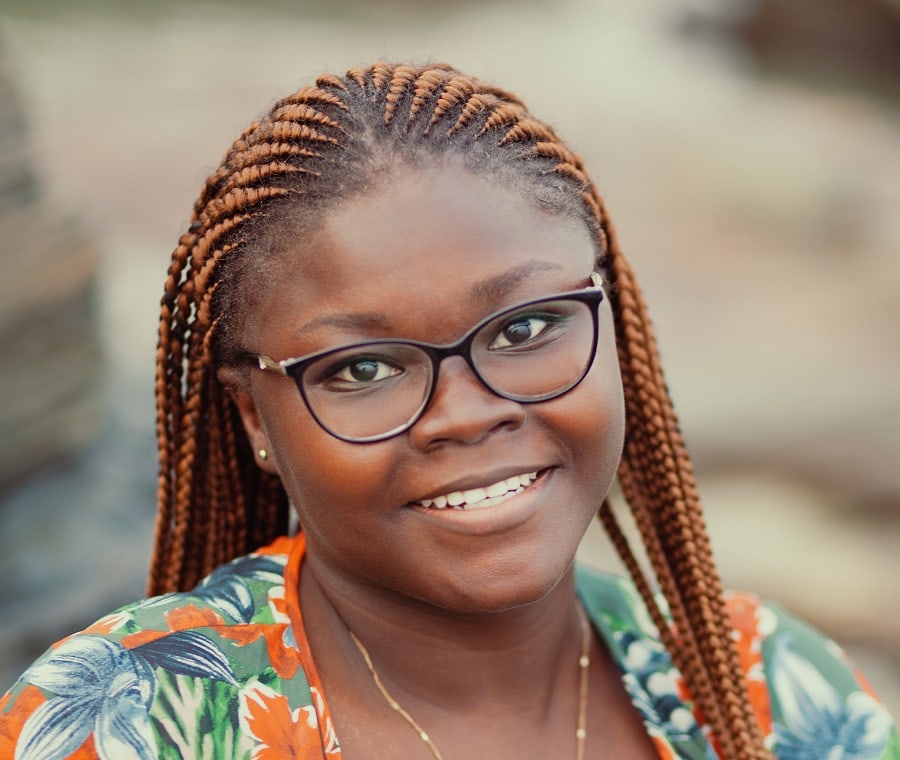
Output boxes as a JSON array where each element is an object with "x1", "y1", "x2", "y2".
[{"x1": 301, "y1": 555, "x2": 584, "y2": 712}]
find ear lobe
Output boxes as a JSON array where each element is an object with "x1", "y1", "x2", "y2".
[{"x1": 217, "y1": 366, "x2": 279, "y2": 475}]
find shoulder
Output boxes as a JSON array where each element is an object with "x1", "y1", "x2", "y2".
[
  {"x1": 724, "y1": 590, "x2": 898, "y2": 759},
  {"x1": 576, "y1": 566, "x2": 898, "y2": 759},
  {"x1": 0, "y1": 536, "x2": 327, "y2": 760},
  {"x1": 47, "y1": 536, "x2": 295, "y2": 654}
]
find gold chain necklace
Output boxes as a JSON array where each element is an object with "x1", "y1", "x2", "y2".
[{"x1": 347, "y1": 603, "x2": 592, "y2": 760}]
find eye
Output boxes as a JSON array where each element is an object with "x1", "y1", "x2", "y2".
[
  {"x1": 329, "y1": 356, "x2": 402, "y2": 386},
  {"x1": 304, "y1": 343, "x2": 429, "y2": 395},
  {"x1": 488, "y1": 315, "x2": 552, "y2": 350}
]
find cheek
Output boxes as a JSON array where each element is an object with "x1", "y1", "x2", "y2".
[
  {"x1": 265, "y1": 410, "x2": 401, "y2": 533},
  {"x1": 277, "y1": 435, "x2": 378, "y2": 511},
  {"x1": 588, "y1": 310, "x2": 626, "y2": 453},
  {"x1": 558, "y1": 344, "x2": 625, "y2": 491}
]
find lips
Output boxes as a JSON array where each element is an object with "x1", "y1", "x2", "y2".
[{"x1": 413, "y1": 471, "x2": 540, "y2": 511}]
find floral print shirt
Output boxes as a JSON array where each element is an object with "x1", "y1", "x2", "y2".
[{"x1": 1, "y1": 534, "x2": 896, "y2": 759}]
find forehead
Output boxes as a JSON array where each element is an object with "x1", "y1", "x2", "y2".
[{"x1": 247, "y1": 165, "x2": 596, "y2": 347}]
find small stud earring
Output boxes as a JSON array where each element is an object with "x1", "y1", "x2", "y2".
[{"x1": 258, "y1": 448, "x2": 268, "y2": 461}]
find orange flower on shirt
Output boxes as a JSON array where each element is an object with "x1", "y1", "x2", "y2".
[
  {"x1": 219, "y1": 623, "x2": 301, "y2": 680},
  {"x1": 165, "y1": 603, "x2": 226, "y2": 631},
  {"x1": 651, "y1": 735, "x2": 678, "y2": 760},
  {"x1": 65, "y1": 736, "x2": 100, "y2": 759},
  {"x1": 0, "y1": 686, "x2": 46, "y2": 758},
  {"x1": 1, "y1": 685, "x2": 101, "y2": 759},
  {"x1": 240, "y1": 683, "x2": 322, "y2": 759},
  {"x1": 81, "y1": 611, "x2": 129, "y2": 636},
  {"x1": 726, "y1": 591, "x2": 773, "y2": 739},
  {"x1": 121, "y1": 603, "x2": 226, "y2": 649}
]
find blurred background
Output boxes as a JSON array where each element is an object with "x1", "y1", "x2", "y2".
[{"x1": 0, "y1": 0, "x2": 898, "y2": 715}]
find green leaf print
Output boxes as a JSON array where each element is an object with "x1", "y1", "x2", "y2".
[
  {"x1": 151, "y1": 671, "x2": 252, "y2": 760},
  {"x1": 879, "y1": 731, "x2": 900, "y2": 759}
]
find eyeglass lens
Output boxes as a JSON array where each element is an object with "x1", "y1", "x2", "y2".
[{"x1": 297, "y1": 297, "x2": 597, "y2": 441}]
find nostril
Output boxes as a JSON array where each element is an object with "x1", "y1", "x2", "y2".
[{"x1": 408, "y1": 360, "x2": 526, "y2": 449}]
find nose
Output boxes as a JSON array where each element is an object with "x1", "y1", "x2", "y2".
[{"x1": 407, "y1": 356, "x2": 525, "y2": 451}]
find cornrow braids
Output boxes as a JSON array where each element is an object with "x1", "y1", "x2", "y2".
[{"x1": 150, "y1": 62, "x2": 771, "y2": 758}]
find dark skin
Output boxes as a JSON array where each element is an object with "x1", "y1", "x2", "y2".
[
  {"x1": 301, "y1": 570, "x2": 659, "y2": 759},
  {"x1": 222, "y1": 165, "x2": 658, "y2": 758}
]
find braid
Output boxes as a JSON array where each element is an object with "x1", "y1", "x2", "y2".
[
  {"x1": 598, "y1": 203, "x2": 771, "y2": 757},
  {"x1": 149, "y1": 62, "x2": 770, "y2": 758}
]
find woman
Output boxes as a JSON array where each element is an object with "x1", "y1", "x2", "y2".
[{"x1": 1, "y1": 62, "x2": 895, "y2": 760}]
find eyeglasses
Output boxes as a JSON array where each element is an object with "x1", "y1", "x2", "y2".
[{"x1": 253, "y1": 273, "x2": 605, "y2": 443}]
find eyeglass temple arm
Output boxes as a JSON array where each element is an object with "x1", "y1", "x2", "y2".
[
  {"x1": 589, "y1": 272, "x2": 603, "y2": 289},
  {"x1": 257, "y1": 355, "x2": 288, "y2": 374}
]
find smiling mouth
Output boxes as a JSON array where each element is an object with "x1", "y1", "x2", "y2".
[{"x1": 413, "y1": 471, "x2": 542, "y2": 511}]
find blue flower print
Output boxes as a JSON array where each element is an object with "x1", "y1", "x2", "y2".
[
  {"x1": 133, "y1": 630, "x2": 238, "y2": 684},
  {"x1": 616, "y1": 631, "x2": 714, "y2": 758},
  {"x1": 16, "y1": 636, "x2": 156, "y2": 760},
  {"x1": 14, "y1": 631, "x2": 237, "y2": 760},
  {"x1": 770, "y1": 635, "x2": 893, "y2": 759},
  {"x1": 119, "y1": 553, "x2": 286, "y2": 629},
  {"x1": 192, "y1": 555, "x2": 286, "y2": 623},
  {"x1": 619, "y1": 633, "x2": 687, "y2": 733}
]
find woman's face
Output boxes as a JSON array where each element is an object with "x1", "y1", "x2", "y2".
[{"x1": 230, "y1": 164, "x2": 625, "y2": 613}]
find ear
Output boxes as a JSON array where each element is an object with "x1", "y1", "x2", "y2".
[{"x1": 217, "y1": 366, "x2": 279, "y2": 475}]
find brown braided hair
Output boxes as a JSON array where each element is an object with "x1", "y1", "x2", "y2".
[{"x1": 150, "y1": 62, "x2": 772, "y2": 758}]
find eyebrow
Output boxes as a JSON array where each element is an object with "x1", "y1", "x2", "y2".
[
  {"x1": 292, "y1": 311, "x2": 392, "y2": 339},
  {"x1": 292, "y1": 260, "x2": 564, "y2": 339},
  {"x1": 469, "y1": 260, "x2": 564, "y2": 301}
]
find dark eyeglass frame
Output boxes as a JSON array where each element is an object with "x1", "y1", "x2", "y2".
[{"x1": 252, "y1": 273, "x2": 605, "y2": 443}]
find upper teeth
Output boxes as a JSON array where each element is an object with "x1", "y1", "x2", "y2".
[{"x1": 418, "y1": 471, "x2": 539, "y2": 510}]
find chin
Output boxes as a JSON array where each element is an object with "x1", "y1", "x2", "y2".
[{"x1": 421, "y1": 557, "x2": 575, "y2": 615}]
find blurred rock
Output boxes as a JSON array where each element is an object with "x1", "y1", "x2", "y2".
[
  {"x1": 0, "y1": 41, "x2": 102, "y2": 488},
  {"x1": 683, "y1": 0, "x2": 900, "y2": 97}
]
